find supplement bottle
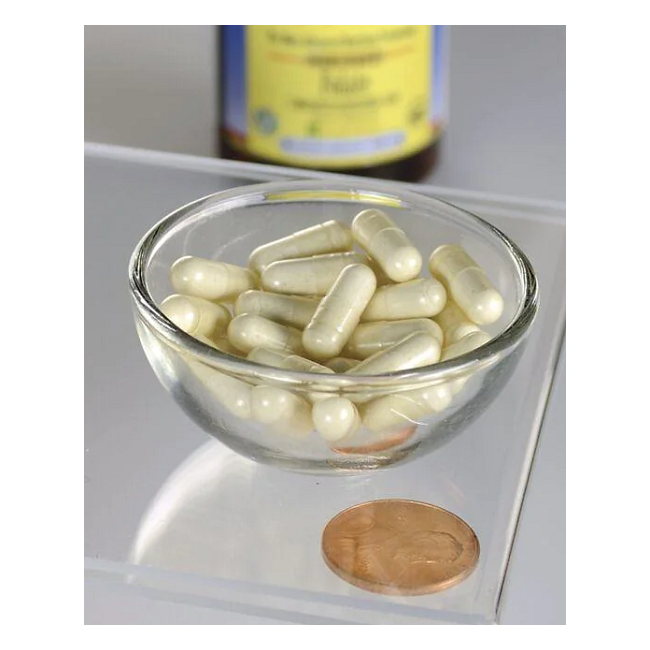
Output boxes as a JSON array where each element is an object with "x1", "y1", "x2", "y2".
[{"x1": 217, "y1": 26, "x2": 449, "y2": 182}]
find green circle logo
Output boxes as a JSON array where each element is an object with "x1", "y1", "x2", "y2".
[{"x1": 252, "y1": 108, "x2": 278, "y2": 135}]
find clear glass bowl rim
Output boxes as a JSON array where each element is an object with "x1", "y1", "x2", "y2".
[{"x1": 128, "y1": 179, "x2": 539, "y2": 389}]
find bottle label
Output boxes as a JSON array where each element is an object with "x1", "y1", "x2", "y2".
[{"x1": 222, "y1": 26, "x2": 448, "y2": 169}]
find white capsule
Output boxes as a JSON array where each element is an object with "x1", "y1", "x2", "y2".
[
  {"x1": 217, "y1": 339, "x2": 246, "y2": 357},
  {"x1": 325, "y1": 357, "x2": 360, "y2": 373},
  {"x1": 434, "y1": 299, "x2": 481, "y2": 345},
  {"x1": 247, "y1": 348, "x2": 335, "y2": 404},
  {"x1": 361, "y1": 278, "x2": 447, "y2": 322},
  {"x1": 441, "y1": 330, "x2": 492, "y2": 394},
  {"x1": 247, "y1": 347, "x2": 334, "y2": 374},
  {"x1": 441, "y1": 329, "x2": 492, "y2": 361},
  {"x1": 170, "y1": 256, "x2": 256, "y2": 301},
  {"x1": 248, "y1": 220, "x2": 353, "y2": 274},
  {"x1": 361, "y1": 383, "x2": 453, "y2": 433},
  {"x1": 227, "y1": 314, "x2": 304, "y2": 355},
  {"x1": 351, "y1": 209, "x2": 422, "y2": 282},
  {"x1": 364, "y1": 256, "x2": 394, "y2": 286},
  {"x1": 312, "y1": 397, "x2": 361, "y2": 443},
  {"x1": 235, "y1": 290, "x2": 319, "y2": 329},
  {"x1": 187, "y1": 362, "x2": 252, "y2": 419},
  {"x1": 196, "y1": 335, "x2": 244, "y2": 357},
  {"x1": 261, "y1": 252, "x2": 366, "y2": 296},
  {"x1": 429, "y1": 244, "x2": 504, "y2": 325},
  {"x1": 347, "y1": 332, "x2": 441, "y2": 375},
  {"x1": 344, "y1": 319, "x2": 443, "y2": 359},
  {"x1": 250, "y1": 385, "x2": 313, "y2": 437},
  {"x1": 160, "y1": 294, "x2": 231, "y2": 340},
  {"x1": 303, "y1": 264, "x2": 377, "y2": 360}
]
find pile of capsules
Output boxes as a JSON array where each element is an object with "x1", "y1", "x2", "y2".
[{"x1": 160, "y1": 209, "x2": 504, "y2": 446}]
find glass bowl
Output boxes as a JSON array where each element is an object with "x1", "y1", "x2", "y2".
[{"x1": 128, "y1": 180, "x2": 538, "y2": 473}]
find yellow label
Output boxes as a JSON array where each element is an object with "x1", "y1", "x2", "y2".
[{"x1": 245, "y1": 26, "x2": 436, "y2": 169}]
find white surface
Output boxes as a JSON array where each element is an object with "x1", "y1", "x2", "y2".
[
  {"x1": 84, "y1": 25, "x2": 565, "y2": 202},
  {"x1": 85, "y1": 575, "x2": 289, "y2": 625},
  {"x1": 498, "y1": 344, "x2": 566, "y2": 624},
  {"x1": 83, "y1": 147, "x2": 565, "y2": 624},
  {"x1": 85, "y1": 342, "x2": 565, "y2": 625}
]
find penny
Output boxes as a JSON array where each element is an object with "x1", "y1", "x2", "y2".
[
  {"x1": 321, "y1": 499, "x2": 479, "y2": 596},
  {"x1": 331, "y1": 425, "x2": 416, "y2": 455}
]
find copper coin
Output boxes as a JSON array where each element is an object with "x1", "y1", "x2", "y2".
[
  {"x1": 321, "y1": 499, "x2": 479, "y2": 596},
  {"x1": 331, "y1": 425, "x2": 416, "y2": 455}
]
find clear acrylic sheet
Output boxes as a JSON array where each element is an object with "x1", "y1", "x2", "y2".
[{"x1": 84, "y1": 144, "x2": 565, "y2": 624}]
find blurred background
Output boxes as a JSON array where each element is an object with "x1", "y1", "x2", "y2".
[{"x1": 85, "y1": 25, "x2": 565, "y2": 202}]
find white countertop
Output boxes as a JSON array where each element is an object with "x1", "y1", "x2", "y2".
[
  {"x1": 85, "y1": 336, "x2": 565, "y2": 624},
  {"x1": 84, "y1": 147, "x2": 565, "y2": 624}
]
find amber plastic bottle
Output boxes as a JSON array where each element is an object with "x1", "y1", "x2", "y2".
[{"x1": 217, "y1": 26, "x2": 448, "y2": 182}]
